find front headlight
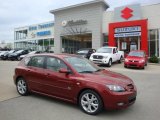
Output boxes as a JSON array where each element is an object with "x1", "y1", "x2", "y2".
[
  {"x1": 106, "y1": 85, "x2": 125, "y2": 92},
  {"x1": 125, "y1": 58, "x2": 129, "y2": 62},
  {"x1": 139, "y1": 59, "x2": 145, "y2": 63}
]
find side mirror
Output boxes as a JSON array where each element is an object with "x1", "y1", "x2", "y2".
[{"x1": 59, "y1": 68, "x2": 71, "y2": 74}]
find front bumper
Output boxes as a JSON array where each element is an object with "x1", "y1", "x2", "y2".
[
  {"x1": 102, "y1": 89, "x2": 137, "y2": 110},
  {"x1": 124, "y1": 61, "x2": 145, "y2": 68},
  {"x1": 8, "y1": 56, "x2": 17, "y2": 60},
  {"x1": 90, "y1": 58, "x2": 109, "y2": 64}
]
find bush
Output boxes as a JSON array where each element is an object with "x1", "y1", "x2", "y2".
[{"x1": 149, "y1": 56, "x2": 159, "y2": 63}]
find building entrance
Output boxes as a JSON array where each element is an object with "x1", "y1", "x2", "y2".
[
  {"x1": 62, "y1": 33, "x2": 92, "y2": 54},
  {"x1": 116, "y1": 36, "x2": 140, "y2": 54}
]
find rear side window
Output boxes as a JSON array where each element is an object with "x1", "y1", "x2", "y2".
[{"x1": 28, "y1": 56, "x2": 45, "y2": 68}]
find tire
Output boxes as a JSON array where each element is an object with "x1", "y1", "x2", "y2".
[
  {"x1": 118, "y1": 56, "x2": 123, "y2": 63},
  {"x1": 16, "y1": 77, "x2": 29, "y2": 96},
  {"x1": 145, "y1": 62, "x2": 147, "y2": 66},
  {"x1": 17, "y1": 56, "x2": 21, "y2": 61},
  {"x1": 79, "y1": 90, "x2": 103, "y2": 115},
  {"x1": 107, "y1": 59, "x2": 112, "y2": 67}
]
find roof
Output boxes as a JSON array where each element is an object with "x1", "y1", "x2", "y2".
[
  {"x1": 50, "y1": 0, "x2": 109, "y2": 13},
  {"x1": 28, "y1": 53, "x2": 80, "y2": 59}
]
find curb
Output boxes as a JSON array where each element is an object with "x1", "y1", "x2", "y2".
[{"x1": 148, "y1": 63, "x2": 160, "y2": 66}]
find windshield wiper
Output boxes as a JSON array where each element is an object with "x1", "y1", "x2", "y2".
[{"x1": 79, "y1": 71, "x2": 94, "y2": 73}]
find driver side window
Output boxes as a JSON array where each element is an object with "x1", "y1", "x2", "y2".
[{"x1": 46, "y1": 57, "x2": 68, "y2": 72}]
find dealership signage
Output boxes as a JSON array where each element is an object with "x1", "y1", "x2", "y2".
[
  {"x1": 29, "y1": 22, "x2": 54, "y2": 31},
  {"x1": 37, "y1": 31, "x2": 51, "y2": 36},
  {"x1": 114, "y1": 26, "x2": 141, "y2": 37},
  {"x1": 62, "y1": 20, "x2": 87, "y2": 27},
  {"x1": 114, "y1": 4, "x2": 142, "y2": 22},
  {"x1": 114, "y1": 32, "x2": 141, "y2": 37},
  {"x1": 115, "y1": 26, "x2": 141, "y2": 33}
]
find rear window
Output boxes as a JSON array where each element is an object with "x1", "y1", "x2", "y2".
[{"x1": 24, "y1": 57, "x2": 31, "y2": 65}]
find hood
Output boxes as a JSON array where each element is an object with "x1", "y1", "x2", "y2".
[
  {"x1": 126, "y1": 56, "x2": 144, "y2": 61},
  {"x1": 92, "y1": 53, "x2": 110, "y2": 57},
  {"x1": 80, "y1": 70, "x2": 133, "y2": 87},
  {"x1": 20, "y1": 54, "x2": 26, "y2": 58}
]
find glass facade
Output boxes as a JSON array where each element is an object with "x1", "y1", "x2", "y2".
[
  {"x1": 148, "y1": 29, "x2": 159, "y2": 57},
  {"x1": 14, "y1": 38, "x2": 54, "y2": 52}
]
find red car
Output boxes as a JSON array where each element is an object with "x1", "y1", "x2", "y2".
[
  {"x1": 14, "y1": 54, "x2": 137, "y2": 115},
  {"x1": 124, "y1": 50, "x2": 148, "y2": 69}
]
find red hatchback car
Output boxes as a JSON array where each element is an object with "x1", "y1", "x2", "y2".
[
  {"x1": 14, "y1": 54, "x2": 137, "y2": 115},
  {"x1": 124, "y1": 50, "x2": 148, "y2": 69}
]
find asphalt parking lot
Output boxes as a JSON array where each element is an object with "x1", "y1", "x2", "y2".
[{"x1": 0, "y1": 61, "x2": 160, "y2": 120}]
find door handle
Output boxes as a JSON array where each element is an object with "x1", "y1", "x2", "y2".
[{"x1": 27, "y1": 70, "x2": 31, "y2": 72}]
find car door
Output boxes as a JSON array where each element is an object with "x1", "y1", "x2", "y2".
[
  {"x1": 26, "y1": 56, "x2": 46, "y2": 93},
  {"x1": 112, "y1": 48, "x2": 117, "y2": 62},
  {"x1": 43, "y1": 56, "x2": 77, "y2": 100}
]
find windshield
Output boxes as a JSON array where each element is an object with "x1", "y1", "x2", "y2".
[
  {"x1": 129, "y1": 51, "x2": 144, "y2": 57},
  {"x1": 65, "y1": 57, "x2": 101, "y2": 73},
  {"x1": 77, "y1": 50, "x2": 89, "y2": 54},
  {"x1": 97, "y1": 47, "x2": 112, "y2": 53},
  {"x1": 15, "y1": 50, "x2": 23, "y2": 54}
]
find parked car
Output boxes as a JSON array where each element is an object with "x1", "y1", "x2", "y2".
[
  {"x1": 19, "y1": 51, "x2": 40, "y2": 60},
  {"x1": 8, "y1": 50, "x2": 29, "y2": 60},
  {"x1": 90, "y1": 47, "x2": 124, "y2": 67},
  {"x1": 14, "y1": 54, "x2": 137, "y2": 115},
  {"x1": 0, "y1": 51, "x2": 8, "y2": 59},
  {"x1": 124, "y1": 50, "x2": 148, "y2": 69},
  {"x1": 1, "y1": 50, "x2": 16, "y2": 60},
  {"x1": 76, "y1": 48, "x2": 96, "y2": 59}
]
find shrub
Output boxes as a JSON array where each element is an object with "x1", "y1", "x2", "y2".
[{"x1": 149, "y1": 56, "x2": 159, "y2": 63}]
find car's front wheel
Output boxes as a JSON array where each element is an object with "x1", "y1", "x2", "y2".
[
  {"x1": 79, "y1": 90, "x2": 103, "y2": 115},
  {"x1": 16, "y1": 77, "x2": 29, "y2": 96},
  {"x1": 108, "y1": 59, "x2": 112, "y2": 67}
]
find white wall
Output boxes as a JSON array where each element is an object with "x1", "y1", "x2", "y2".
[{"x1": 142, "y1": 4, "x2": 160, "y2": 29}]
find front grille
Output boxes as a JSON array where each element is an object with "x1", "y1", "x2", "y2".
[
  {"x1": 129, "y1": 60, "x2": 139, "y2": 63},
  {"x1": 129, "y1": 64, "x2": 137, "y2": 67},
  {"x1": 93, "y1": 55, "x2": 103, "y2": 59}
]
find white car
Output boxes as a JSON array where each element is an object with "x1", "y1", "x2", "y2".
[
  {"x1": 19, "y1": 51, "x2": 39, "y2": 60},
  {"x1": 90, "y1": 47, "x2": 124, "y2": 67}
]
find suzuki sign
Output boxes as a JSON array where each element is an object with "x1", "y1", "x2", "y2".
[{"x1": 114, "y1": 4, "x2": 142, "y2": 22}]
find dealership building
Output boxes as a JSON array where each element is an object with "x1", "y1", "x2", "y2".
[{"x1": 14, "y1": 0, "x2": 160, "y2": 57}]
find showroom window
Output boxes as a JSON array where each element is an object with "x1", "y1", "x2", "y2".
[
  {"x1": 103, "y1": 35, "x2": 108, "y2": 46},
  {"x1": 148, "y1": 29, "x2": 159, "y2": 57}
]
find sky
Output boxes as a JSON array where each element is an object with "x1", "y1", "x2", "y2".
[{"x1": 0, "y1": 0, "x2": 160, "y2": 43}]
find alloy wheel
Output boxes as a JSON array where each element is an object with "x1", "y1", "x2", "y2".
[
  {"x1": 79, "y1": 90, "x2": 103, "y2": 115},
  {"x1": 17, "y1": 78, "x2": 28, "y2": 95}
]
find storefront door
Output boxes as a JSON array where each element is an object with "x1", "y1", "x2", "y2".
[{"x1": 117, "y1": 36, "x2": 140, "y2": 54}]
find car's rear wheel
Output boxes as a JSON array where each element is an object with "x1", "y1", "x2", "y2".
[
  {"x1": 118, "y1": 56, "x2": 123, "y2": 63},
  {"x1": 79, "y1": 90, "x2": 103, "y2": 115},
  {"x1": 16, "y1": 77, "x2": 29, "y2": 96}
]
